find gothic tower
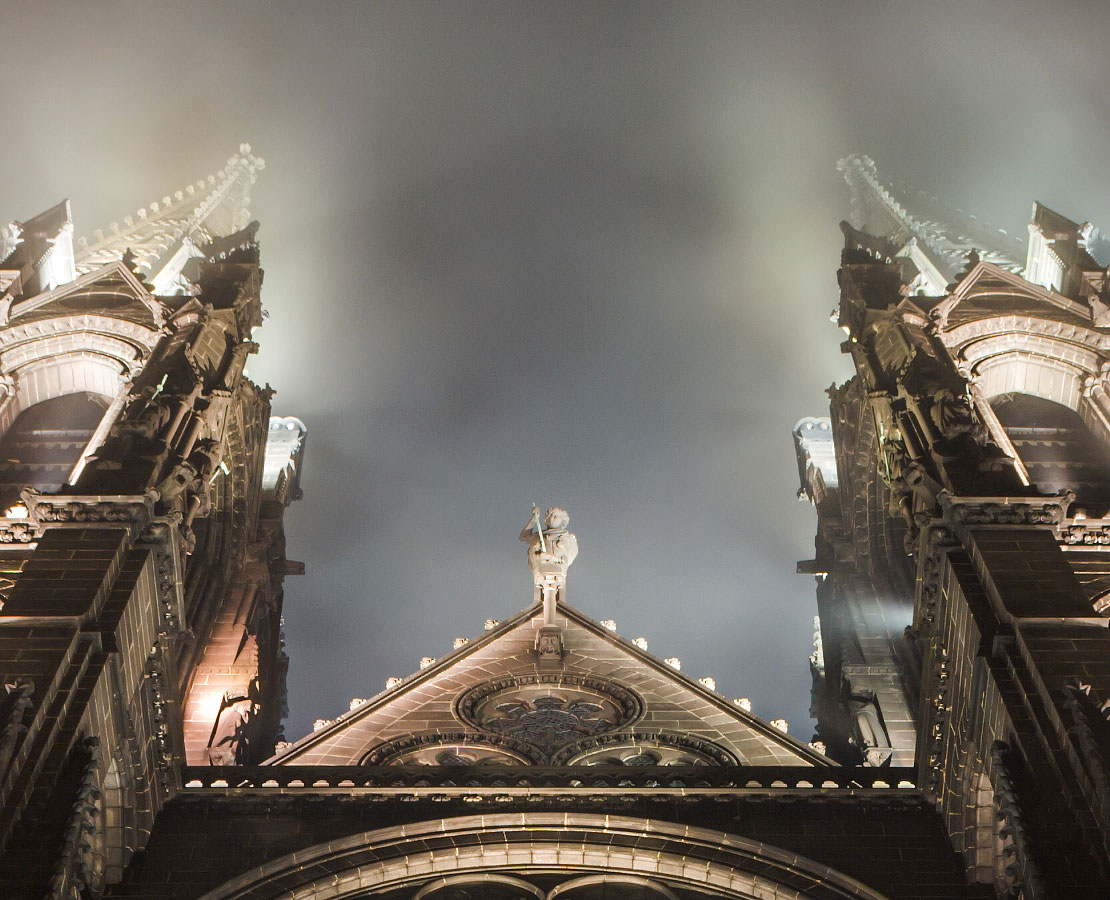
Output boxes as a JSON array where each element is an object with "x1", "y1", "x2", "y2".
[
  {"x1": 799, "y1": 154, "x2": 1110, "y2": 895},
  {"x1": 0, "y1": 147, "x2": 305, "y2": 897},
  {"x1": 5, "y1": 151, "x2": 1110, "y2": 900}
]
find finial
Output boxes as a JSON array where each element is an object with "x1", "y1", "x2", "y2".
[
  {"x1": 520, "y1": 504, "x2": 578, "y2": 665},
  {"x1": 519, "y1": 505, "x2": 578, "y2": 595}
]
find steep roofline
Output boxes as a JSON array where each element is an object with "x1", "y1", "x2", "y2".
[
  {"x1": 556, "y1": 602, "x2": 831, "y2": 764},
  {"x1": 266, "y1": 599, "x2": 830, "y2": 766},
  {"x1": 7, "y1": 259, "x2": 166, "y2": 327},
  {"x1": 265, "y1": 602, "x2": 540, "y2": 762},
  {"x1": 946, "y1": 260, "x2": 1090, "y2": 319}
]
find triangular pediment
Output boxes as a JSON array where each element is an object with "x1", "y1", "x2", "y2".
[
  {"x1": 935, "y1": 261, "x2": 1092, "y2": 331},
  {"x1": 7, "y1": 261, "x2": 166, "y2": 329},
  {"x1": 269, "y1": 602, "x2": 827, "y2": 768}
]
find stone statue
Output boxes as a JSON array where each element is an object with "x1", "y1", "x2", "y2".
[
  {"x1": 520, "y1": 505, "x2": 578, "y2": 580},
  {"x1": 520, "y1": 506, "x2": 577, "y2": 665}
]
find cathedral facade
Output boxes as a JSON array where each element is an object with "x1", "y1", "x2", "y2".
[{"x1": 0, "y1": 151, "x2": 1107, "y2": 898}]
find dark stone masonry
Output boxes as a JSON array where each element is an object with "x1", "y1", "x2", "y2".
[{"x1": 2, "y1": 150, "x2": 1109, "y2": 897}]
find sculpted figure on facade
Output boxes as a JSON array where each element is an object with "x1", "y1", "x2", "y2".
[
  {"x1": 520, "y1": 505, "x2": 577, "y2": 663},
  {"x1": 91, "y1": 389, "x2": 177, "y2": 471},
  {"x1": 520, "y1": 505, "x2": 578, "y2": 582}
]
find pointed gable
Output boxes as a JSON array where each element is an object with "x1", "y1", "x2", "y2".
[
  {"x1": 936, "y1": 261, "x2": 1092, "y2": 332},
  {"x1": 270, "y1": 602, "x2": 826, "y2": 768},
  {"x1": 7, "y1": 260, "x2": 165, "y2": 330}
]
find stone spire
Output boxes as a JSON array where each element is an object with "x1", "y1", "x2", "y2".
[
  {"x1": 838, "y1": 153, "x2": 1025, "y2": 293},
  {"x1": 73, "y1": 143, "x2": 265, "y2": 295}
]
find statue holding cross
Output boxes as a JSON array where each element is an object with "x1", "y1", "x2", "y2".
[
  {"x1": 520, "y1": 505, "x2": 578, "y2": 583},
  {"x1": 520, "y1": 505, "x2": 578, "y2": 664}
]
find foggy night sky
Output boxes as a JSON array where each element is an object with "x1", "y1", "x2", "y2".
[{"x1": 5, "y1": 1, "x2": 1110, "y2": 743}]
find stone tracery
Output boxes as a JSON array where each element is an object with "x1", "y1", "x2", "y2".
[
  {"x1": 360, "y1": 731, "x2": 544, "y2": 766},
  {"x1": 551, "y1": 730, "x2": 738, "y2": 767},
  {"x1": 455, "y1": 674, "x2": 644, "y2": 760}
]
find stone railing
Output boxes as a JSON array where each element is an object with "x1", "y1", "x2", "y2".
[{"x1": 182, "y1": 765, "x2": 917, "y2": 794}]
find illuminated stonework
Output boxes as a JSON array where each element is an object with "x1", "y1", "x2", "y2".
[
  {"x1": 11, "y1": 155, "x2": 1105, "y2": 900},
  {"x1": 360, "y1": 732, "x2": 544, "y2": 766},
  {"x1": 456, "y1": 674, "x2": 643, "y2": 757},
  {"x1": 551, "y1": 730, "x2": 737, "y2": 767}
]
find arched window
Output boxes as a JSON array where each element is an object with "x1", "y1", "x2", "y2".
[{"x1": 0, "y1": 392, "x2": 109, "y2": 510}]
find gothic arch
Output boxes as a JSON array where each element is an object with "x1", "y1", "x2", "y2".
[
  {"x1": 972, "y1": 352, "x2": 1085, "y2": 412},
  {"x1": 944, "y1": 315, "x2": 1105, "y2": 367},
  {"x1": 549, "y1": 729, "x2": 737, "y2": 766},
  {"x1": 547, "y1": 874, "x2": 680, "y2": 899},
  {"x1": 412, "y1": 875, "x2": 544, "y2": 899},
  {"x1": 939, "y1": 313, "x2": 1110, "y2": 452},
  {"x1": 359, "y1": 731, "x2": 544, "y2": 766},
  {"x1": 0, "y1": 312, "x2": 159, "y2": 442},
  {"x1": 957, "y1": 332, "x2": 1100, "y2": 384},
  {"x1": 0, "y1": 391, "x2": 111, "y2": 509},
  {"x1": 195, "y1": 813, "x2": 893, "y2": 900}
]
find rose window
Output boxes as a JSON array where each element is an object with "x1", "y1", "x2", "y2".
[{"x1": 455, "y1": 675, "x2": 642, "y2": 757}]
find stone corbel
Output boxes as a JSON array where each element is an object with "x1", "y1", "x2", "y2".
[{"x1": 533, "y1": 573, "x2": 565, "y2": 668}]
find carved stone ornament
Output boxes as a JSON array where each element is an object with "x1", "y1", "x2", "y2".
[
  {"x1": 145, "y1": 647, "x2": 175, "y2": 798},
  {"x1": 940, "y1": 491, "x2": 1071, "y2": 530},
  {"x1": 1058, "y1": 516, "x2": 1110, "y2": 547},
  {"x1": 550, "y1": 730, "x2": 738, "y2": 766},
  {"x1": 23, "y1": 489, "x2": 157, "y2": 531},
  {"x1": 359, "y1": 731, "x2": 544, "y2": 766},
  {"x1": 455, "y1": 675, "x2": 643, "y2": 758},
  {"x1": 136, "y1": 515, "x2": 186, "y2": 636},
  {"x1": 911, "y1": 521, "x2": 960, "y2": 634},
  {"x1": 0, "y1": 520, "x2": 36, "y2": 544}
]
